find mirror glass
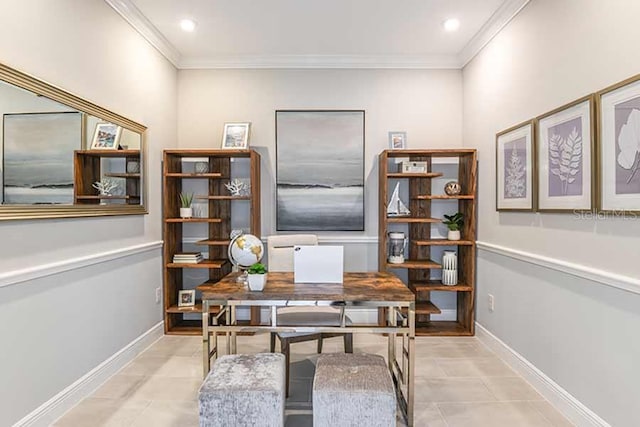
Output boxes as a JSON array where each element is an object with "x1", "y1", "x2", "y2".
[{"x1": 0, "y1": 63, "x2": 146, "y2": 220}]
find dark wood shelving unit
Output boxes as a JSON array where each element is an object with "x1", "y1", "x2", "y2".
[
  {"x1": 163, "y1": 149, "x2": 261, "y2": 335},
  {"x1": 379, "y1": 149, "x2": 477, "y2": 336},
  {"x1": 73, "y1": 150, "x2": 141, "y2": 205}
]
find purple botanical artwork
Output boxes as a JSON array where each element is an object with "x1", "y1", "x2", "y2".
[
  {"x1": 614, "y1": 96, "x2": 640, "y2": 195},
  {"x1": 503, "y1": 137, "x2": 527, "y2": 199},
  {"x1": 548, "y1": 117, "x2": 583, "y2": 197}
]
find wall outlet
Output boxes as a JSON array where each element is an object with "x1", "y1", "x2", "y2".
[
  {"x1": 488, "y1": 294, "x2": 495, "y2": 312},
  {"x1": 155, "y1": 287, "x2": 162, "y2": 304}
]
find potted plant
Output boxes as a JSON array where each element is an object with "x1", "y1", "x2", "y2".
[
  {"x1": 179, "y1": 192, "x2": 193, "y2": 218},
  {"x1": 443, "y1": 212, "x2": 463, "y2": 240},
  {"x1": 247, "y1": 262, "x2": 267, "y2": 291}
]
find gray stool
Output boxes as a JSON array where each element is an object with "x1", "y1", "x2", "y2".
[
  {"x1": 313, "y1": 353, "x2": 396, "y2": 427},
  {"x1": 199, "y1": 353, "x2": 285, "y2": 427}
]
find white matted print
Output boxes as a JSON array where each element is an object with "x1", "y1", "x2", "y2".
[
  {"x1": 598, "y1": 75, "x2": 640, "y2": 212},
  {"x1": 221, "y1": 122, "x2": 250, "y2": 149},
  {"x1": 537, "y1": 96, "x2": 594, "y2": 211},
  {"x1": 496, "y1": 121, "x2": 534, "y2": 211}
]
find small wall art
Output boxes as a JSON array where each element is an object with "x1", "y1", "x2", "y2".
[
  {"x1": 388, "y1": 131, "x2": 406, "y2": 149},
  {"x1": 178, "y1": 289, "x2": 195, "y2": 307},
  {"x1": 221, "y1": 122, "x2": 251, "y2": 149},
  {"x1": 597, "y1": 74, "x2": 640, "y2": 212},
  {"x1": 496, "y1": 120, "x2": 535, "y2": 211},
  {"x1": 536, "y1": 96, "x2": 595, "y2": 212},
  {"x1": 90, "y1": 122, "x2": 122, "y2": 150}
]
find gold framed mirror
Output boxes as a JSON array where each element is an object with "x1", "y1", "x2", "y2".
[{"x1": 0, "y1": 62, "x2": 147, "y2": 220}]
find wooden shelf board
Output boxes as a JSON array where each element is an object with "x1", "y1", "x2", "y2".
[
  {"x1": 165, "y1": 173, "x2": 223, "y2": 178},
  {"x1": 76, "y1": 149, "x2": 140, "y2": 158},
  {"x1": 386, "y1": 259, "x2": 441, "y2": 269},
  {"x1": 164, "y1": 149, "x2": 253, "y2": 158},
  {"x1": 386, "y1": 217, "x2": 442, "y2": 223},
  {"x1": 413, "y1": 239, "x2": 475, "y2": 246},
  {"x1": 103, "y1": 173, "x2": 140, "y2": 178},
  {"x1": 76, "y1": 195, "x2": 137, "y2": 200},
  {"x1": 414, "y1": 301, "x2": 441, "y2": 315},
  {"x1": 165, "y1": 218, "x2": 223, "y2": 223},
  {"x1": 167, "y1": 259, "x2": 228, "y2": 268},
  {"x1": 195, "y1": 239, "x2": 231, "y2": 246},
  {"x1": 195, "y1": 195, "x2": 251, "y2": 200},
  {"x1": 413, "y1": 194, "x2": 475, "y2": 200},
  {"x1": 415, "y1": 321, "x2": 473, "y2": 336},
  {"x1": 386, "y1": 172, "x2": 443, "y2": 178},
  {"x1": 410, "y1": 280, "x2": 473, "y2": 292},
  {"x1": 383, "y1": 149, "x2": 476, "y2": 158},
  {"x1": 166, "y1": 303, "x2": 222, "y2": 314}
]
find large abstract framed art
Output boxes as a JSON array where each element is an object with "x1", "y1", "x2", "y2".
[
  {"x1": 536, "y1": 95, "x2": 595, "y2": 212},
  {"x1": 275, "y1": 110, "x2": 365, "y2": 231},
  {"x1": 597, "y1": 74, "x2": 640, "y2": 213},
  {"x1": 496, "y1": 120, "x2": 535, "y2": 211}
]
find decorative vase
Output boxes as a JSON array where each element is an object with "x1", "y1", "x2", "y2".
[
  {"x1": 442, "y1": 250, "x2": 458, "y2": 286},
  {"x1": 179, "y1": 207, "x2": 193, "y2": 218},
  {"x1": 447, "y1": 229, "x2": 461, "y2": 241},
  {"x1": 387, "y1": 231, "x2": 407, "y2": 264},
  {"x1": 444, "y1": 181, "x2": 462, "y2": 196},
  {"x1": 126, "y1": 160, "x2": 140, "y2": 174},
  {"x1": 247, "y1": 273, "x2": 267, "y2": 291},
  {"x1": 195, "y1": 161, "x2": 209, "y2": 174}
]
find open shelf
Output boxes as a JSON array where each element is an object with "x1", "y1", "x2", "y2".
[
  {"x1": 165, "y1": 218, "x2": 223, "y2": 223},
  {"x1": 166, "y1": 259, "x2": 228, "y2": 269},
  {"x1": 386, "y1": 259, "x2": 442, "y2": 269},
  {"x1": 413, "y1": 239, "x2": 475, "y2": 246},
  {"x1": 386, "y1": 217, "x2": 442, "y2": 223},
  {"x1": 386, "y1": 172, "x2": 443, "y2": 178},
  {"x1": 75, "y1": 195, "x2": 138, "y2": 200},
  {"x1": 165, "y1": 173, "x2": 223, "y2": 178},
  {"x1": 166, "y1": 302, "x2": 222, "y2": 314},
  {"x1": 410, "y1": 280, "x2": 473, "y2": 292},
  {"x1": 413, "y1": 194, "x2": 475, "y2": 200},
  {"x1": 415, "y1": 301, "x2": 441, "y2": 315},
  {"x1": 103, "y1": 173, "x2": 140, "y2": 179},
  {"x1": 195, "y1": 195, "x2": 251, "y2": 200},
  {"x1": 416, "y1": 321, "x2": 473, "y2": 336}
]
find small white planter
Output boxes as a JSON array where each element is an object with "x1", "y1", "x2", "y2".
[
  {"x1": 247, "y1": 273, "x2": 267, "y2": 291},
  {"x1": 179, "y1": 207, "x2": 193, "y2": 218},
  {"x1": 447, "y1": 229, "x2": 461, "y2": 241}
]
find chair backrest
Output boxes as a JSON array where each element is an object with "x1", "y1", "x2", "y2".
[{"x1": 267, "y1": 234, "x2": 318, "y2": 272}]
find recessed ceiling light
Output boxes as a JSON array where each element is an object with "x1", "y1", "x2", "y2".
[
  {"x1": 443, "y1": 18, "x2": 460, "y2": 32},
  {"x1": 180, "y1": 19, "x2": 197, "y2": 32}
]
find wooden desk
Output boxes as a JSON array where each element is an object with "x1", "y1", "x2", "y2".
[{"x1": 198, "y1": 272, "x2": 416, "y2": 426}]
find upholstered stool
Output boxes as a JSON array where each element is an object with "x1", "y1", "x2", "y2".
[
  {"x1": 313, "y1": 353, "x2": 396, "y2": 427},
  {"x1": 198, "y1": 353, "x2": 285, "y2": 427}
]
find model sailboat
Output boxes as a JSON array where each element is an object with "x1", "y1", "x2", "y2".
[{"x1": 387, "y1": 182, "x2": 410, "y2": 216}]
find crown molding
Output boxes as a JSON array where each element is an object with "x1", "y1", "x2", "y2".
[
  {"x1": 104, "y1": 0, "x2": 181, "y2": 67},
  {"x1": 458, "y1": 0, "x2": 531, "y2": 67}
]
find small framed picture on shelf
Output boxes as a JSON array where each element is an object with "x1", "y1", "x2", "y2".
[
  {"x1": 90, "y1": 122, "x2": 122, "y2": 150},
  {"x1": 597, "y1": 74, "x2": 640, "y2": 213},
  {"x1": 496, "y1": 120, "x2": 535, "y2": 211},
  {"x1": 536, "y1": 95, "x2": 595, "y2": 212},
  {"x1": 388, "y1": 131, "x2": 406, "y2": 149},
  {"x1": 222, "y1": 122, "x2": 251, "y2": 149},
  {"x1": 178, "y1": 290, "x2": 196, "y2": 307}
]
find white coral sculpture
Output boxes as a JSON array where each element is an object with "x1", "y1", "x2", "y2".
[
  {"x1": 505, "y1": 144, "x2": 526, "y2": 198},
  {"x1": 224, "y1": 179, "x2": 249, "y2": 196},
  {"x1": 617, "y1": 108, "x2": 640, "y2": 184},
  {"x1": 92, "y1": 178, "x2": 119, "y2": 196},
  {"x1": 549, "y1": 127, "x2": 582, "y2": 195}
]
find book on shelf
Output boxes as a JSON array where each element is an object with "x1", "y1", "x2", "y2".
[{"x1": 173, "y1": 252, "x2": 203, "y2": 264}]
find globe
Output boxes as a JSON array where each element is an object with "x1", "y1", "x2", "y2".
[{"x1": 228, "y1": 233, "x2": 264, "y2": 270}]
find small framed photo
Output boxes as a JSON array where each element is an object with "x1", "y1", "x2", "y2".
[
  {"x1": 178, "y1": 290, "x2": 196, "y2": 307},
  {"x1": 597, "y1": 74, "x2": 640, "y2": 213},
  {"x1": 90, "y1": 122, "x2": 122, "y2": 150},
  {"x1": 222, "y1": 122, "x2": 251, "y2": 149},
  {"x1": 496, "y1": 120, "x2": 535, "y2": 211},
  {"x1": 536, "y1": 95, "x2": 595, "y2": 212},
  {"x1": 388, "y1": 131, "x2": 406, "y2": 149}
]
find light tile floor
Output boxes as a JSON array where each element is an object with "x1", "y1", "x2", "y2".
[{"x1": 54, "y1": 334, "x2": 573, "y2": 427}]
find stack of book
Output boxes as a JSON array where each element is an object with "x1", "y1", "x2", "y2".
[{"x1": 173, "y1": 252, "x2": 203, "y2": 264}]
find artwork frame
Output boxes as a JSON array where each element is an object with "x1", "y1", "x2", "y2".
[
  {"x1": 90, "y1": 122, "x2": 122, "y2": 150},
  {"x1": 221, "y1": 122, "x2": 251, "y2": 149},
  {"x1": 275, "y1": 110, "x2": 365, "y2": 231},
  {"x1": 597, "y1": 74, "x2": 640, "y2": 213},
  {"x1": 536, "y1": 95, "x2": 596, "y2": 212},
  {"x1": 496, "y1": 120, "x2": 535, "y2": 211},
  {"x1": 2, "y1": 111, "x2": 82, "y2": 204},
  {"x1": 388, "y1": 131, "x2": 406, "y2": 149},
  {"x1": 178, "y1": 289, "x2": 195, "y2": 307}
]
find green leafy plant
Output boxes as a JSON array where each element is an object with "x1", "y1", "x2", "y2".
[
  {"x1": 443, "y1": 212, "x2": 464, "y2": 231},
  {"x1": 247, "y1": 262, "x2": 267, "y2": 275},
  {"x1": 178, "y1": 192, "x2": 193, "y2": 208}
]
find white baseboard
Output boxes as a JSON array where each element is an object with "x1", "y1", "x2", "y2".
[
  {"x1": 475, "y1": 323, "x2": 610, "y2": 427},
  {"x1": 14, "y1": 322, "x2": 164, "y2": 427}
]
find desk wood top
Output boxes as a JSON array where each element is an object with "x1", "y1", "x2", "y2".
[{"x1": 197, "y1": 272, "x2": 415, "y2": 302}]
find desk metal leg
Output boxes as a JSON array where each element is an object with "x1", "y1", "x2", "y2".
[
  {"x1": 225, "y1": 305, "x2": 231, "y2": 355},
  {"x1": 407, "y1": 302, "x2": 415, "y2": 427},
  {"x1": 202, "y1": 300, "x2": 210, "y2": 378},
  {"x1": 387, "y1": 305, "x2": 396, "y2": 374},
  {"x1": 231, "y1": 305, "x2": 237, "y2": 354}
]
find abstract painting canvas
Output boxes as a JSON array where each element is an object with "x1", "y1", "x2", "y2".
[
  {"x1": 276, "y1": 110, "x2": 365, "y2": 231},
  {"x1": 496, "y1": 121, "x2": 534, "y2": 211},
  {"x1": 2, "y1": 111, "x2": 82, "y2": 204},
  {"x1": 598, "y1": 74, "x2": 640, "y2": 212},
  {"x1": 537, "y1": 96, "x2": 594, "y2": 212}
]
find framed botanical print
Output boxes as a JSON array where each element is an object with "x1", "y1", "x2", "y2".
[
  {"x1": 597, "y1": 74, "x2": 640, "y2": 212},
  {"x1": 496, "y1": 121, "x2": 535, "y2": 211},
  {"x1": 536, "y1": 95, "x2": 595, "y2": 212}
]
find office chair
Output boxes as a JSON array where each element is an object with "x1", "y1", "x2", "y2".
[{"x1": 266, "y1": 234, "x2": 353, "y2": 396}]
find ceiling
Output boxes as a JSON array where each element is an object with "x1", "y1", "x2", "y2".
[{"x1": 105, "y1": 0, "x2": 529, "y2": 69}]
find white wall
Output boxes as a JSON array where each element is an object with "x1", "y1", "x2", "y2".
[
  {"x1": 0, "y1": 1, "x2": 177, "y2": 425},
  {"x1": 463, "y1": 0, "x2": 640, "y2": 425}
]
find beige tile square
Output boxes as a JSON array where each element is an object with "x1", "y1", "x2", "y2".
[
  {"x1": 412, "y1": 403, "x2": 448, "y2": 427},
  {"x1": 91, "y1": 375, "x2": 148, "y2": 400},
  {"x1": 436, "y1": 357, "x2": 516, "y2": 377},
  {"x1": 413, "y1": 358, "x2": 448, "y2": 378},
  {"x1": 415, "y1": 377, "x2": 497, "y2": 403},
  {"x1": 131, "y1": 400, "x2": 199, "y2": 427},
  {"x1": 531, "y1": 401, "x2": 575, "y2": 426},
  {"x1": 129, "y1": 377, "x2": 202, "y2": 401},
  {"x1": 416, "y1": 343, "x2": 494, "y2": 359},
  {"x1": 438, "y1": 401, "x2": 552, "y2": 427},
  {"x1": 141, "y1": 336, "x2": 200, "y2": 357},
  {"x1": 53, "y1": 397, "x2": 150, "y2": 427},
  {"x1": 481, "y1": 377, "x2": 544, "y2": 401}
]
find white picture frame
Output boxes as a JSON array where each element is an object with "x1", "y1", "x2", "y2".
[
  {"x1": 496, "y1": 121, "x2": 535, "y2": 211},
  {"x1": 388, "y1": 131, "x2": 406, "y2": 149},
  {"x1": 178, "y1": 290, "x2": 195, "y2": 307},
  {"x1": 221, "y1": 122, "x2": 251, "y2": 149},
  {"x1": 90, "y1": 122, "x2": 122, "y2": 150}
]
